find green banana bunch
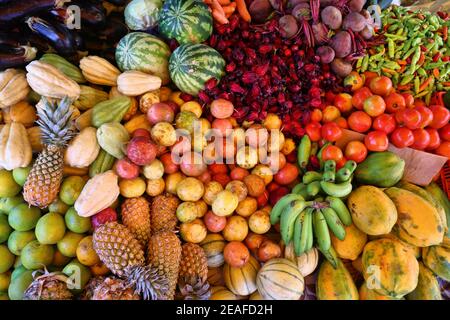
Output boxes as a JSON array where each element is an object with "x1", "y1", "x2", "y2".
[{"x1": 297, "y1": 135, "x2": 311, "y2": 172}]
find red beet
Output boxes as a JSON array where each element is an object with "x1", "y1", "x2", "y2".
[
  {"x1": 126, "y1": 136, "x2": 158, "y2": 166},
  {"x1": 91, "y1": 208, "x2": 118, "y2": 230}
]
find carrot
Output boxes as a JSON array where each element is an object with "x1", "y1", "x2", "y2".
[
  {"x1": 433, "y1": 68, "x2": 440, "y2": 78},
  {"x1": 211, "y1": 0, "x2": 225, "y2": 13},
  {"x1": 419, "y1": 77, "x2": 433, "y2": 92},
  {"x1": 236, "y1": 0, "x2": 251, "y2": 22},
  {"x1": 443, "y1": 26, "x2": 448, "y2": 41},
  {"x1": 213, "y1": 10, "x2": 229, "y2": 24},
  {"x1": 218, "y1": 0, "x2": 231, "y2": 5},
  {"x1": 223, "y1": 2, "x2": 236, "y2": 14}
]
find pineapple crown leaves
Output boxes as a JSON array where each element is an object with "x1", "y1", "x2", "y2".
[
  {"x1": 178, "y1": 277, "x2": 211, "y2": 301},
  {"x1": 37, "y1": 96, "x2": 77, "y2": 147},
  {"x1": 125, "y1": 265, "x2": 170, "y2": 300}
]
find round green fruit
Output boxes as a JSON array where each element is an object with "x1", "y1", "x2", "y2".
[
  {"x1": 8, "y1": 267, "x2": 33, "y2": 300},
  {"x1": 35, "y1": 212, "x2": 66, "y2": 244},
  {"x1": 48, "y1": 199, "x2": 69, "y2": 215},
  {"x1": 59, "y1": 176, "x2": 86, "y2": 206},
  {"x1": 0, "y1": 196, "x2": 24, "y2": 215},
  {"x1": 63, "y1": 259, "x2": 91, "y2": 293},
  {"x1": 0, "y1": 213, "x2": 12, "y2": 243},
  {"x1": 0, "y1": 271, "x2": 11, "y2": 292},
  {"x1": 7, "y1": 230, "x2": 36, "y2": 255},
  {"x1": 0, "y1": 244, "x2": 15, "y2": 273},
  {"x1": 12, "y1": 167, "x2": 31, "y2": 187},
  {"x1": 0, "y1": 170, "x2": 21, "y2": 197},
  {"x1": 8, "y1": 204, "x2": 41, "y2": 231},
  {"x1": 57, "y1": 232, "x2": 84, "y2": 258},
  {"x1": 21, "y1": 240, "x2": 54, "y2": 270},
  {"x1": 64, "y1": 207, "x2": 91, "y2": 233}
]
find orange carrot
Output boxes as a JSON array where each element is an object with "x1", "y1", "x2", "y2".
[
  {"x1": 218, "y1": 0, "x2": 231, "y2": 5},
  {"x1": 213, "y1": 9, "x2": 229, "y2": 24},
  {"x1": 236, "y1": 0, "x2": 251, "y2": 22},
  {"x1": 223, "y1": 2, "x2": 236, "y2": 14},
  {"x1": 211, "y1": 0, "x2": 225, "y2": 13}
]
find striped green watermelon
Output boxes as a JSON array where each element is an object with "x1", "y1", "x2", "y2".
[
  {"x1": 159, "y1": 0, "x2": 213, "y2": 45},
  {"x1": 169, "y1": 44, "x2": 225, "y2": 96},
  {"x1": 124, "y1": 0, "x2": 163, "y2": 31},
  {"x1": 115, "y1": 32, "x2": 171, "y2": 84}
]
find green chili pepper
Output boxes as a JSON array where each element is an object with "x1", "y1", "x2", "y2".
[
  {"x1": 388, "y1": 39, "x2": 395, "y2": 59},
  {"x1": 361, "y1": 55, "x2": 369, "y2": 73},
  {"x1": 385, "y1": 34, "x2": 407, "y2": 41},
  {"x1": 402, "y1": 39, "x2": 412, "y2": 54},
  {"x1": 395, "y1": 27, "x2": 404, "y2": 36},
  {"x1": 410, "y1": 47, "x2": 421, "y2": 71},
  {"x1": 411, "y1": 37, "x2": 422, "y2": 47},
  {"x1": 356, "y1": 58, "x2": 363, "y2": 69},
  {"x1": 392, "y1": 73, "x2": 399, "y2": 86},
  {"x1": 414, "y1": 90, "x2": 430, "y2": 98},
  {"x1": 424, "y1": 61, "x2": 448, "y2": 70},
  {"x1": 400, "y1": 74, "x2": 415, "y2": 85},
  {"x1": 414, "y1": 76, "x2": 420, "y2": 94},
  {"x1": 388, "y1": 23, "x2": 399, "y2": 33},
  {"x1": 402, "y1": 47, "x2": 416, "y2": 60},
  {"x1": 417, "y1": 68, "x2": 427, "y2": 77}
]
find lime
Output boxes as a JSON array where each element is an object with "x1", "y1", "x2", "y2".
[
  {"x1": 63, "y1": 259, "x2": 91, "y2": 293},
  {"x1": 35, "y1": 212, "x2": 66, "y2": 244},
  {"x1": 7, "y1": 230, "x2": 36, "y2": 255},
  {"x1": 57, "y1": 232, "x2": 84, "y2": 258},
  {"x1": 12, "y1": 167, "x2": 31, "y2": 186},
  {"x1": 21, "y1": 240, "x2": 54, "y2": 270},
  {"x1": 0, "y1": 271, "x2": 11, "y2": 292},
  {"x1": 0, "y1": 170, "x2": 21, "y2": 197},
  {"x1": 8, "y1": 204, "x2": 41, "y2": 231},
  {"x1": 0, "y1": 213, "x2": 12, "y2": 243},
  {"x1": 0, "y1": 244, "x2": 15, "y2": 273},
  {"x1": 59, "y1": 176, "x2": 86, "y2": 206},
  {"x1": 48, "y1": 199, "x2": 69, "y2": 215},
  {"x1": 0, "y1": 196, "x2": 24, "y2": 215},
  {"x1": 8, "y1": 267, "x2": 33, "y2": 300},
  {"x1": 65, "y1": 207, "x2": 91, "y2": 233},
  {"x1": 52, "y1": 249, "x2": 71, "y2": 268}
]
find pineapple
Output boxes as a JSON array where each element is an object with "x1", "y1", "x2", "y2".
[
  {"x1": 151, "y1": 193, "x2": 179, "y2": 233},
  {"x1": 90, "y1": 277, "x2": 140, "y2": 300},
  {"x1": 23, "y1": 97, "x2": 76, "y2": 208},
  {"x1": 147, "y1": 230, "x2": 182, "y2": 300},
  {"x1": 178, "y1": 243, "x2": 211, "y2": 300},
  {"x1": 93, "y1": 221, "x2": 168, "y2": 299},
  {"x1": 121, "y1": 197, "x2": 151, "y2": 249},
  {"x1": 23, "y1": 270, "x2": 73, "y2": 300}
]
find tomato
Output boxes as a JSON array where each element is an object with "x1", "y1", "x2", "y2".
[
  {"x1": 322, "y1": 105, "x2": 341, "y2": 122},
  {"x1": 369, "y1": 76, "x2": 393, "y2": 96},
  {"x1": 348, "y1": 111, "x2": 372, "y2": 133},
  {"x1": 426, "y1": 128, "x2": 441, "y2": 150},
  {"x1": 334, "y1": 117, "x2": 348, "y2": 129},
  {"x1": 310, "y1": 109, "x2": 323, "y2": 122},
  {"x1": 305, "y1": 122, "x2": 322, "y2": 141},
  {"x1": 435, "y1": 141, "x2": 450, "y2": 160},
  {"x1": 344, "y1": 141, "x2": 368, "y2": 163},
  {"x1": 372, "y1": 114, "x2": 396, "y2": 134},
  {"x1": 411, "y1": 129, "x2": 431, "y2": 150},
  {"x1": 415, "y1": 106, "x2": 434, "y2": 128},
  {"x1": 352, "y1": 87, "x2": 373, "y2": 110},
  {"x1": 414, "y1": 99, "x2": 427, "y2": 108},
  {"x1": 322, "y1": 145, "x2": 344, "y2": 162},
  {"x1": 363, "y1": 71, "x2": 378, "y2": 87},
  {"x1": 335, "y1": 157, "x2": 347, "y2": 170},
  {"x1": 385, "y1": 92, "x2": 406, "y2": 113},
  {"x1": 439, "y1": 123, "x2": 450, "y2": 142},
  {"x1": 321, "y1": 122, "x2": 343, "y2": 142},
  {"x1": 401, "y1": 93, "x2": 415, "y2": 108},
  {"x1": 396, "y1": 109, "x2": 422, "y2": 130},
  {"x1": 363, "y1": 95, "x2": 386, "y2": 117},
  {"x1": 344, "y1": 71, "x2": 364, "y2": 91},
  {"x1": 334, "y1": 93, "x2": 353, "y2": 113},
  {"x1": 364, "y1": 131, "x2": 389, "y2": 151},
  {"x1": 390, "y1": 127, "x2": 414, "y2": 148},
  {"x1": 429, "y1": 105, "x2": 450, "y2": 129}
]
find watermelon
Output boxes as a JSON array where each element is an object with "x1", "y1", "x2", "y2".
[
  {"x1": 159, "y1": 0, "x2": 213, "y2": 45},
  {"x1": 115, "y1": 32, "x2": 171, "y2": 84},
  {"x1": 124, "y1": 0, "x2": 163, "y2": 31},
  {"x1": 169, "y1": 44, "x2": 225, "y2": 96}
]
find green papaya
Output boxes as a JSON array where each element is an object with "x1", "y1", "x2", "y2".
[
  {"x1": 89, "y1": 150, "x2": 115, "y2": 177},
  {"x1": 355, "y1": 151, "x2": 405, "y2": 187},
  {"x1": 422, "y1": 237, "x2": 450, "y2": 282},
  {"x1": 425, "y1": 182, "x2": 450, "y2": 237},
  {"x1": 406, "y1": 262, "x2": 442, "y2": 300}
]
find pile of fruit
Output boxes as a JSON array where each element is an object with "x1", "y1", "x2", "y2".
[{"x1": 0, "y1": 0, "x2": 449, "y2": 301}]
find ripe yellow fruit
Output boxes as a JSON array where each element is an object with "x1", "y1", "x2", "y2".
[
  {"x1": 119, "y1": 177, "x2": 146, "y2": 198},
  {"x1": 181, "y1": 101, "x2": 202, "y2": 118},
  {"x1": 169, "y1": 91, "x2": 184, "y2": 106},
  {"x1": 248, "y1": 210, "x2": 271, "y2": 234},
  {"x1": 180, "y1": 219, "x2": 207, "y2": 244},
  {"x1": 146, "y1": 178, "x2": 165, "y2": 196},
  {"x1": 223, "y1": 216, "x2": 248, "y2": 241},
  {"x1": 76, "y1": 236, "x2": 101, "y2": 266},
  {"x1": 212, "y1": 190, "x2": 238, "y2": 217}
]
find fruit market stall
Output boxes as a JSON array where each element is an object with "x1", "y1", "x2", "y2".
[{"x1": 0, "y1": 0, "x2": 449, "y2": 301}]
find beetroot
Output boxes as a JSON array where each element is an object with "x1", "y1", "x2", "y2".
[
  {"x1": 331, "y1": 58, "x2": 352, "y2": 77},
  {"x1": 360, "y1": 25, "x2": 373, "y2": 40},
  {"x1": 330, "y1": 31, "x2": 352, "y2": 58},
  {"x1": 342, "y1": 12, "x2": 367, "y2": 32},
  {"x1": 292, "y1": 3, "x2": 311, "y2": 21},
  {"x1": 249, "y1": 0, "x2": 273, "y2": 23},
  {"x1": 348, "y1": 0, "x2": 366, "y2": 12},
  {"x1": 126, "y1": 136, "x2": 158, "y2": 166},
  {"x1": 91, "y1": 208, "x2": 118, "y2": 230},
  {"x1": 279, "y1": 15, "x2": 298, "y2": 38},
  {"x1": 321, "y1": 6, "x2": 342, "y2": 30},
  {"x1": 317, "y1": 46, "x2": 335, "y2": 64}
]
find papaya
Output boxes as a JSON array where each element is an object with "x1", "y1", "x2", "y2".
[
  {"x1": 369, "y1": 231, "x2": 421, "y2": 259},
  {"x1": 316, "y1": 258, "x2": 359, "y2": 300},
  {"x1": 406, "y1": 262, "x2": 442, "y2": 300},
  {"x1": 331, "y1": 223, "x2": 367, "y2": 260},
  {"x1": 359, "y1": 282, "x2": 402, "y2": 300},
  {"x1": 385, "y1": 187, "x2": 444, "y2": 247},
  {"x1": 396, "y1": 181, "x2": 448, "y2": 235},
  {"x1": 422, "y1": 237, "x2": 450, "y2": 281},
  {"x1": 355, "y1": 151, "x2": 405, "y2": 187},
  {"x1": 347, "y1": 186, "x2": 397, "y2": 236},
  {"x1": 425, "y1": 182, "x2": 450, "y2": 238},
  {"x1": 362, "y1": 238, "x2": 419, "y2": 299}
]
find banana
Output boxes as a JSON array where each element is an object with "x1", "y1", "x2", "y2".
[
  {"x1": 326, "y1": 196, "x2": 352, "y2": 226},
  {"x1": 302, "y1": 171, "x2": 323, "y2": 184},
  {"x1": 306, "y1": 210, "x2": 314, "y2": 251},
  {"x1": 313, "y1": 209, "x2": 331, "y2": 252},
  {"x1": 335, "y1": 167, "x2": 352, "y2": 183},
  {"x1": 322, "y1": 171, "x2": 335, "y2": 182},
  {"x1": 280, "y1": 200, "x2": 307, "y2": 244},
  {"x1": 293, "y1": 209, "x2": 307, "y2": 256},
  {"x1": 321, "y1": 207, "x2": 346, "y2": 240},
  {"x1": 324, "y1": 160, "x2": 336, "y2": 173},
  {"x1": 318, "y1": 246, "x2": 339, "y2": 269},
  {"x1": 297, "y1": 135, "x2": 311, "y2": 171},
  {"x1": 270, "y1": 193, "x2": 304, "y2": 225},
  {"x1": 344, "y1": 160, "x2": 357, "y2": 174},
  {"x1": 306, "y1": 180, "x2": 321, "y2": 197},
  {"x1": 317, "y1": 142, "x2": 331, "y2": 170},
  {"x1": 311, "y1": 142, "x2": 319, "y2": 156},
  {"x1": 320, "y1": 180, "x2": 353, "y2": 198},
  {"x1": 301, "y1": 208, "x2": 314, "y2": 254},
  {"x1": 292, "y1": 183, "x2": 306, "y2": 194}
]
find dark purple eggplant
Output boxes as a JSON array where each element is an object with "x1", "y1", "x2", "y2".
[
  {"x1": 72, "y1": 31, "x2": 85, "y2": 50},
  {"x1": 0, "y1": 0, "x2": 59, "y2": 26},
  {"x1": 0, "y1": 45, "x2": 37, "y2": 70},
  {"x1": 81, "y1": 14, "x2": 128, "y2": 41},
  {"x1": 103, "y1": 0, "x2": 127, "y2": 5},
  {"x1": 26, "y1": 17, "x2": 77, "y2": 56},
  {"x1": 73, "y1": 0, "x2": 106, "y2": 27},
  {"x1": 48, "y1": 7, "x2": 74, "y2": 25},
  {"x1": 83, "y1": 36, "x2": 110, "y2": 52},
  {"x1": 0, "y1": 31, "x2": 20, "y2": 47}
]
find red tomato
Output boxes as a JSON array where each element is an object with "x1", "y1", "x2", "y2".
[
  {"x1": 411, "y1": 129, "x2": 431, "y2": 150},
  {"x1": 364, "y1": 131, "x2": 389, "y2": 151},
  {"x1": 435, "y1": 141, "x2": 450, "y2": 160},
  {"x1": 335, "y1": 157, "x2": 347, "y2": 170},
  {"x1": 334, "y1": 93, "x2": 353, "y2": 113},
  {"x1": 322, "y1": 145, "x2": 344, "y2": 163},
  {"x1": 429, "y1": 105, "x2": 450, "y2": 129},
  {"x1": 385, "y1": 92, "x2": 406, "y2": 113},
  {"x1": 372, "y1": 114, "x2": 396, "y2": 134},
  {"x1": 401, "y1": 93, "x2": 415, "y2": 108},
  {"x1": 396, "y1": 109, "x2": 422, "y2": 130},
  {"x1": 305, "y1": 122, "x2": 322, "y2": 142},
  {"x1": 352, "y1": 87, "x2": 373, "y2": 110},
  {"x1": 363, "y1": 71, "x2": 378, "y2": 87},
  {"x1": 321, "y1": 122, "x2": 342, "y2": 142},
  {"x1": 369, "y1": 76, "x2": 393, "y2": 96},
  {"x1": 390, "y1": 127, "x2": 414, "y2": 148},
  {"x1": 335, "y1": 117, "x2": 348, "y2": 129},
  {"x1": 415, "y1": 106, "x2": 434, "y2": 128},
  {"x1": 310, "y1": 109, "x2": 323, "y2": 122},
  {"x1": 348, "y1": 111, "x2": 372, "y2": 133},
  {"x1": 414, "y1": 99, "x2": 427, "y2": 108},
  {"x1": 363, "y1": 95, "x2": 386, "y2": 117},
  {"x1": 344, "y1": 141, "x2": 368, "y2": 163},
  {"x1": 439, "y1": 123, "x2": 450, "y2": 142},
  {"x1": 426, "y1": 128, "x2": 441, "y2": 150},
  {"x1": 274, "y1": 163, "x2": 299, "y2": 185}
]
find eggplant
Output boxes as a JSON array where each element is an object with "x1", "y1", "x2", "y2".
[
  {"x1": 83, "y1": 36, "x2": 110, "y2": 52},
  {"x1": 103, "y1": 0, "x2": 128, "y2": 5},
  {"x1": 0, "y1": 45, "x2": 37, "y2": 70},
  {"x1": 0, "y1": 0, "x2": 58, "y2": 26},
  {"x1": 72, "y1": 31, "x2": 85, "y2": 50},
  {"x1": 73, "y1": 0, "x2": 106, "y2": 27},
  {"x1": 81, "y1": 14, "x2": 128, "y2": 41},
  {"x1": 26, "y1": 17, "x2": 77, "y2": 57}
]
